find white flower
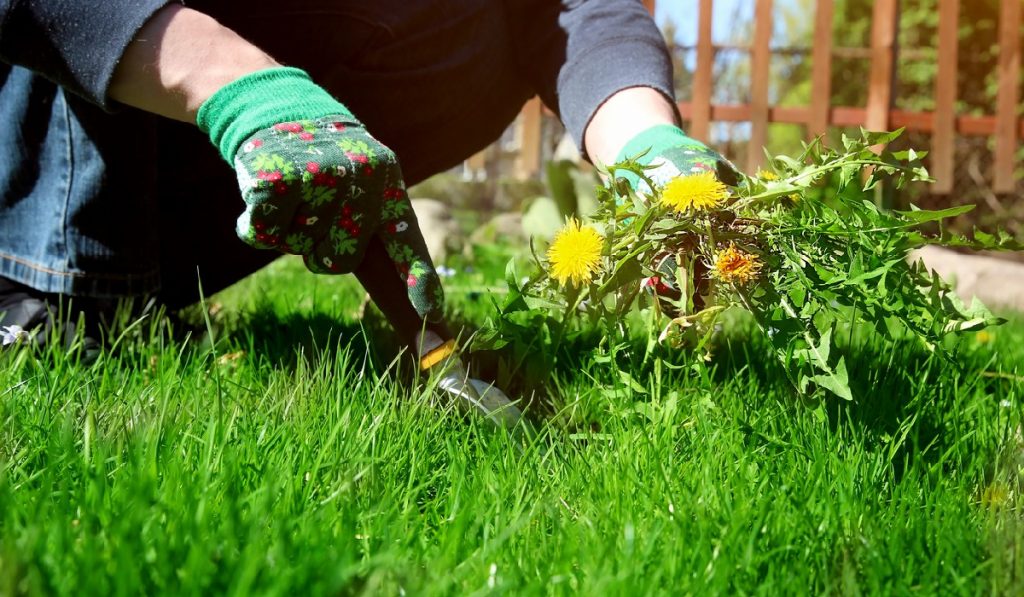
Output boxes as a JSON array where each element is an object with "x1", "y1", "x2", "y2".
[
  {"x1": 243, "y1": 141, "x2": 256, "y2": 153},
  {"x1": 395, "y1": 221, "x2": 409, "y2": 232},
  {"x1": 437, "y1": 266, "x2": 456, "y2": 278},
  {"x1": 1, "y1": 325, "x2": 30, "y2": 346},
  {"x1": 305, "y1": 216, "x2": 319, "y2": 226}
]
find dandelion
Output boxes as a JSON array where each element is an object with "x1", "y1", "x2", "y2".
[
  {"x1": 981, "y1": 481, "x2": 1009, "y2": 509},
  {"x1": 660, "y1": 171, "x2": 729, "y2": 213},
  {"x1": 547, "y1": 218, "x2": 603, "y2": 287},
  {"x1": 757, "y1": 169, "x2": 779, "y2": 181},
  {"x1": 712, "y1": 242, "x2": 762, "y2": 284}
]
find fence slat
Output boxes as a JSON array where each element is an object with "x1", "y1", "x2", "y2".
[
  {"x1": 690, "y1": 0, "x2": 715, "y2": 142},
  {"x1": 515, "y1": 97, "x2": 543, "y2": 179},
  {"x1": 994, "y1": 0, "x2": 1020, "y2": 193},
  {"x1": 865, "y1": 0, "x2": 898, "y2": 139},
  {"x1": 748, "y1": 0, "x2": 773, "y2": 172},
  {"x1": 932, "y1": 0, "x2": 959, "y2": 194},
  {"x1": 465, "y1": 149, "x2": 487, "y2": 175},
  {"x1": 809, "y1": 0, "x2": 834, "y2": 138},
  {"x1": 678, "y1": 102, "x2": 1024, "y2": 137}
]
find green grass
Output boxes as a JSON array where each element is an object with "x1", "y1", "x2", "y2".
[{"x1": 1, "y1": 255, "x2": 1022, "y2": 595}]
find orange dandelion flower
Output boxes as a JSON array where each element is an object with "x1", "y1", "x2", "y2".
[{"x1": 713, "y1": 243, "x2": 762, "y2": 284}]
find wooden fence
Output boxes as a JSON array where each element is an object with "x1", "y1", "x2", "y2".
[{"x1": 500, "y1": 0, "x2": 1022, "y2": 194}]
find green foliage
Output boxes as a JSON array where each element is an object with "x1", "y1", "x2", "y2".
[
  {"x1": 486, "y1": 131, "x2": 1020, "y2": 402},
  {"x1": 2, "y1": 256, "x2": 1023, "y2": 594}
]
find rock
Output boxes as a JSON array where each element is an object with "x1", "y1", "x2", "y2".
[
  {"x1": 910, "y1": 245, "x2": 1024, "y2": 313},
  {"x1": 469, "y1": 212, "x2": 525, "y2": 245},
  {"x1": 410, "y1": 198, "x2": 461, "y2": 263}
]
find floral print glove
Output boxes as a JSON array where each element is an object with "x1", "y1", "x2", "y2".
[{"x1": 197, "y1": 68, "x2": 443, "y2": 321}]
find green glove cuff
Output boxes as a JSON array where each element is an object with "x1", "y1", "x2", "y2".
[
  {"x1": 196, "y1": 67, "x2": 355, "y2": 162},
  {"x1": 615, "y1": 124, "x2": 698, "y2": 166}
]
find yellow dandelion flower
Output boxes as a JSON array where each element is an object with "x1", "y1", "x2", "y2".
[
  {"x1": 757, "y1": 169, "x2": 779, "y2": 181},
  {"x1": 713, "y1": 242, "x2": 763, "y2": 284},
  {"x1": 660, "y1": 171, "x2": 729, "y2": 213},
  {"x1": 547, "y1": 218, "x2": 603, "y2": 287},
  {"x1": 981, "y1": 481, "x2": 1009, "y2": 509}
]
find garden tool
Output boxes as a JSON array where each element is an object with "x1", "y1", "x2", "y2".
[{"x1": 418, "y1": 334, "x2": 525, "y2": 430}]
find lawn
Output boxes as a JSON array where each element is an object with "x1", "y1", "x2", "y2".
[{"x1": 1, "y1": 251, "x2": 1022, "y2": 595}]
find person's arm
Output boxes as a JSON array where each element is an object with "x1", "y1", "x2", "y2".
[
  {"x1": 107, "y1": 4, "x2": 279, "y2": 122},
  {"x1": 510, "y1": 0, "x2": 736, "y2": 185},
  {"x1": 0, "y1": 1, "x2": 277, "y2": 121},
  {"x1": 508, "y1": 0, "x2": 679, "y2": 163},
  {"x1": 583, "y1": 86, "x2": 678, "y2": 167},
  {"x1": 0, "y1": 0, "x2": 177, "y2": 107}
]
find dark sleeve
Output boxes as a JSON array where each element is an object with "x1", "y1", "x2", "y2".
[
  {"x1": 0, "y1": 0, "x2": 180, "y2": 108},
  {"x1": 509, "y1": 0, "x2": 677, "y2": 159}
]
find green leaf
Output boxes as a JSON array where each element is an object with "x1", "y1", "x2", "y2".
[
  {"x1": 861, "y1": 128, "x2": 905, "y2": 147},
  {"x1": 502, "y1": 259, "x2": 530, "y2": 313},
  {"x1": 811, "y1": 356, "x2": 854, "y2": 401},
  {"x1": 617, "y1": 370, "x2": 648, "y2": 395},
  {"x1": 595, "y1": 255, "x2": 643, "y2": 297},
  {"x1": 521, "y1": 197, "x2": 564, "y2": 241},
  {"x1": 894, "y1": 204, "x2": 974, "y2": 223}
]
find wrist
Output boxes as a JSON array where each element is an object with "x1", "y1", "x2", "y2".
[
  {"x1": 584, "y1": 86, "x2": 679, "y2": 165},
  {"x1": 197, "y1": 67, "x2": 355, "y2": 161}
]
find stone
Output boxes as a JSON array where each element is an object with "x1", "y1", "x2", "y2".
[
  {"x1": 910, "y1": 245, "x2": 1024, "y2": 314},
  {"x1": 410, "y1": 198, "x2": 460, "y2": 263},
  {"x1": 469, "y1": 212, "x2": 526, "y2": 245}
]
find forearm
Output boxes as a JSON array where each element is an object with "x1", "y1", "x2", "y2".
[
  {"x1": 509, "y1": 0, "x2": 676, "y2": 162},
  {"x1": 583, "y1": 86, "x2": 679, "y2": 166},
  {"x1": 108, "y1": 4, "x2": 278, "y2": 122}
]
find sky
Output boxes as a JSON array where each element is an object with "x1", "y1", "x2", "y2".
[{"x1": 655, "y1": 0, "x2": 755, "y2": 47}]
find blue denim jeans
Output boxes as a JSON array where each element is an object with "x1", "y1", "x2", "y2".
[{"x1": 0, "y1": 65, "x2": 162, "y2": 298}]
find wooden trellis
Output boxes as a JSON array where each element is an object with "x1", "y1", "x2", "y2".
[{"x1": 502, "y1": 0, "x2": 1022, "y2": 194}]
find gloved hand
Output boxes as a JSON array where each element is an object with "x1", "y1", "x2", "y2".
[
  {"x1": 197, "y1": 67, "x2": 443, "y2": 321},
  {"x1": 616, "y1": 124, "x2": 739, "y2": 194},
  {"x1": 616, "y1": 125, "x2": 740, "y2": 316}
]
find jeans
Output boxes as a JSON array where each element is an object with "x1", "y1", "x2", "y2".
[{"x1": 0, "y1": 0, "x2": 533, "y2": 307}]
